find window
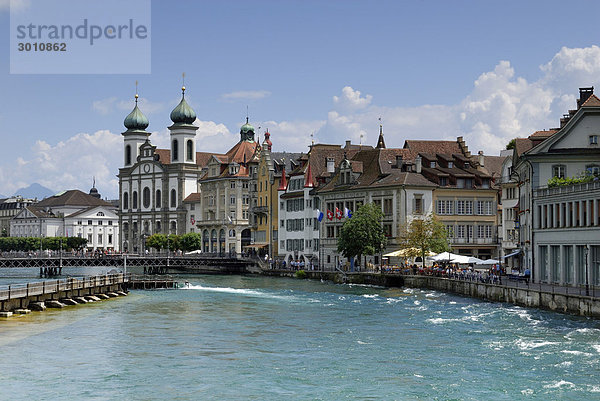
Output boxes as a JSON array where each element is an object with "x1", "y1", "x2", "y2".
[
  {"x1": 383, "y1": 199, "x2": 393, "y2": 215},
  {"x1": 430, "y1": 161, "x2": 436, "y2": 168},
  {"x1": 98, "y1": 234, "x2": 103, "y2": 244},
  {"x1": 439, "y1": 177, "x2": 448, "y2": 186},
  {"x1": 108, "y1": 234, "x2": 112, "y2": 244},
  {"x1": 457, "y1": 225, "x2": 465, "y2": 238},
  {"x1": 414, "y1": 196, "x2": 423, "y2": 214},
  {"x1": 132, "y1": 191, "x2": 138, "y2": 209},
  {"x1": 457, "y1": 200, "x2": 472, "y2": 215},
  {"x1": 143, "y1": 187, "x2": 150, "y2": 208},
  {"x1": 590, "y1": 135, "x2": 598, "y2": 145},
  {"x1": 172, "y1": 139, "x2": 179, "y2": 161},
  {"x1": 383, "y1": 224, "x2": 392, "y2": 237},
  {"x1": 98, "y1": 221, "x2": 103, "y2": 226},
  {"x1": 170, "y1": 189, "x2": 177, "y2": 208},
  {"x1": 586, "y1": 165, "x2": 600, "y2": 176},
  {"x1": 186, "y1": 139, "x2": 193, "y2": 161},
  {"x1": 125, "y1": 145, "x2": 132, "y2": 165},
  {"x1": 436, "y1": 200, "x2": 454, "y2": 215},
  {"x1": 77, "y1": 220, "x2": 82, "y2": 225},
  {"x1": 156, "y1": 190, "x2": 161, "y2": 208},
  {"x1": 445, "y1": 225, "x2": 454, "y2": 238},
  {"x1": 447, "y1": 161, "x2": 453, "y2": 168},
  {"x1": 108, "y1": 221, "x2": 112, "y2": 226},
  {"x1": 230, "y1": 195, "x2": 236, "y2": 205},
  {"x1": 231, "y1": 181, "x2": 236, "y2": 189},
  {"x1": 123, "y1": 192, "x2": 129, "y2": 210},
  {"x1": 552, "y1": 165, "x2": 566, "y2": 178},
  {"x1": 477, "y1": 200, "x2": 494, "y2": 215},
  {"x1": 87, "y1": 233, "x2": 92, "y2": 243}
]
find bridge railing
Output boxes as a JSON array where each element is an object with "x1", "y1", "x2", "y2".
[{"x1": 0, "y1": 273, "x2": 130, "y2": 301}]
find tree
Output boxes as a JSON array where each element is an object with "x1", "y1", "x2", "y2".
[
  {"x1": 506, "y1": 138, "x2": 516, "y2": 150},
  {"x1": 400, "y1": 214, "x2": 450, "y2": 264},
  {"x1": 146, "y1": 234, "x2": 168, "y2": 251},
  {"x1": 337, "y1": 203, "x2": 387, "y2": 268},
  {"x1": 179, "y1": 232, "x2": 202, "y2": 252}
]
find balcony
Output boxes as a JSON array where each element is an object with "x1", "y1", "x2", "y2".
[
  {"x1": 250, "y1": 206, "x2": 269, "y2": 215},
  {"x1": 450, "y1": 236, "x2": 498, "y2": 245},
  {"x1": 535, "y1": 179, "x2": 600, "y2": 198}
]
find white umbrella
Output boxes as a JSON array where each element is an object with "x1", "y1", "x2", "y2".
[
  {"x1": 430, "y1": 252, "x2": 461, "y2": 262},
  {"x1": 475, "y1": 258, "x2": 500, "y2": 265}
]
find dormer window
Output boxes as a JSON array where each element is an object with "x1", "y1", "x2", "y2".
[
  {"x1": 430, "y1": 161, "x2": 436, "y2": 168},
  {"x1": 448, "y1": 161, "x2": 453, "y2": 168},
  {"x1": 590, "y1": 135, "x2": 598, "y2": 145},
  {"x1": 464, "y1": 162, "x2": 470, "y2": 168}
]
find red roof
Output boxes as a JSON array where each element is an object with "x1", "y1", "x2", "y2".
[
  {"x1": 278, "y1": 167, "x2": 288, "y2": 191},
  {"x1": 304, "y1": 163, "x2": 314, "y2": 188}
]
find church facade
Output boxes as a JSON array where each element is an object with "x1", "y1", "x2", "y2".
[{"x1": 117, "y1": 87, "x2": 260, "y2": 254}]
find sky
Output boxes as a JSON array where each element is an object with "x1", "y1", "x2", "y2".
[{"x1": 2, "y1": 0, "x2": 600, "y2": 199}]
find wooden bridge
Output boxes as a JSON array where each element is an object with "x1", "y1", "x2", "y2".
[{"x1": 0, "y1": 254, "x2": 258, "y2": 274}]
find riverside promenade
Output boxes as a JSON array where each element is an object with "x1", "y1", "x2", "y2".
[{"x1": 262, "y1": 268, "x2": 600, "y2": 318}]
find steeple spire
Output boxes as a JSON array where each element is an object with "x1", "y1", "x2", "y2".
[{"x1": 376, "y1": 118, "x2": 386, "y2": 149}]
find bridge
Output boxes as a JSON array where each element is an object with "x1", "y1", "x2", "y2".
[{"x1": 0, "y1": 254, "x2": 260, "y2": 274}]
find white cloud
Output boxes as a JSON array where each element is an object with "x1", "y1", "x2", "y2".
[
  {"x1": 257, "y1": 119, "x2": 326, "y2": 151},
  {"x1": 0, "y1": 130, "x2": 122, "y2": 199},
  {"x1": 221, "y1": 90, "x2": 271, "y2": 101},
  {"x1": 333, "y1": 86, "x2": 373, "y2": 111}
]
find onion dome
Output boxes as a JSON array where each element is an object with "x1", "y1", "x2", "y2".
[
  {"x1": 124, "y1": 94, "x2": 149, "y2": 131},
  {"x1": 263, "y1": 130, "x2": 272, "y2": 150},
  {"x1": 240, "y1": 117, "x2": 255, "y2": 141},
  {"x1": 170, "y1": 86, "x2": 197, "y2": 124}
]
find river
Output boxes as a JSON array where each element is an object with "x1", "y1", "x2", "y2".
[{"x1": 0, "y1": 270, "x2": 599, "y2": 400}]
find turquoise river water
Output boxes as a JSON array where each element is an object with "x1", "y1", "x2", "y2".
[{"x1": 1, "y1": 268, "x2": 600, "y2": 400}]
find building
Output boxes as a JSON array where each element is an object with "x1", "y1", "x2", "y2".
[
  {"x1": 0, "y1": 196, "x2": 37, "y2": 236},
  {"x1": 277, "y1": 140, "x2": 372, "y2": 267},
  {"x1": 498, "y1": 149, "x2": 520, "y2": 271},
  {"x1": 251, "y1": 131, "x2": 301, "y2": 257},
  {"x1": 185, "y1": 118, "x2": 260, "y2": 255},
  {"x1": 316, "y1": 129, "x2": 439, "y2": 270},
  {"x1": 118, "y1": 87, "x2": 214, "y2": 253},
  {"x1": 512, "y1": 87, "x2": 600, "y2": 285},
  {"x1": 10, "y1": 188, "x2": 119, "y2": 251}
]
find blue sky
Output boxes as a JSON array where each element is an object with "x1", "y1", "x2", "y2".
[{"x1": 2, "y1": 0, "x2": 600, "y2": 198}]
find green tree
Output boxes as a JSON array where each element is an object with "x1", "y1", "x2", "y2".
[
  {"x1": 146, "y1": 234, "x2": 168, "y2": 251},
  {"x1": 506, "y1": 138, "x2": 516, "y2": 150},
  {"x1": 66, "y1": 237, "x2": 88, "y2": 251},
  {"x1": 167, "y1": 234, "x2": 180, "y2": 251},
  {"x1": 179, "y1": 232, "x2": 202, "y2": 252},
  {"x1": 400, "y1": 214, "x2": 450, "y2": 264},
  {"x1": 337, "y1": 203, "x2": 387, "y2": 268}
]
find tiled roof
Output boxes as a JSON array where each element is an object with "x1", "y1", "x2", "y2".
[
  {"x1": 225, "y1": 140, "x2": 259, "y2": 165},
  {"x1": 403, "y1": 140, "x2": 461, "y2": 160},
  {"x1": 36, "y1": 190, "x2": 112, "y2": 208},
  {"x1": 581, "y1": 94, "x2": 600, "y2": 107},
  {"x1": 482, "y1": 155, "x2": 506, "y2": 179},
  {"x1": 529, "y1": 129, "x2": 558, "y2": 138},
  {"x1": 183, "y1": 193, "x2": 202, "y2": 203},
  {"x1": 514, "y1": 138, "x2": 533, "y2": 157},
  {"x1": 155, "y1": 149, "x2": 171, "y2": 164}
]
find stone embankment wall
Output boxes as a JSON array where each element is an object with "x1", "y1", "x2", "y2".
[{"x1": 403, "y1": 276, "x2": 600, "y2": 318}]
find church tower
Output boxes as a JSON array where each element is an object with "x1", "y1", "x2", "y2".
[
  {"x1": 168, "y1": 85, "x2": 198, "y2": 164},
  {"x1": 122, "y1": 93, "x2": 150, "y2": 167}
]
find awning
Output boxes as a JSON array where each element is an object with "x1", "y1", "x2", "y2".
[
  {"x1": 503, "y1": 250, "x2": 521, "y2": 259},
  {"x1": 243, "y1": 243, "x2": 268, "y2": 248}
]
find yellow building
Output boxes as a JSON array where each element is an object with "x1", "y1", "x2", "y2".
[{"x1": 251, "y1": 131, "x2": 301, "y2": 257}]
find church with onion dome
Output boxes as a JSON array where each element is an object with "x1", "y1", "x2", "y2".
[{"x1": 117, "y1": 85, "x2": 262, "y2": 254}]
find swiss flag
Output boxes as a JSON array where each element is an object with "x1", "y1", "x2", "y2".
[
  {"x1": 335, "y1": 207, "x2": 343, "y2": 220},
  {"x1": 327, "y1": 209, "x2": 334, "y2": 221}
]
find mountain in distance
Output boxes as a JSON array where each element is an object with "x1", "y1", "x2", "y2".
[{"x1": 13, "y1": 183, "x2": 56, "y2": 200}]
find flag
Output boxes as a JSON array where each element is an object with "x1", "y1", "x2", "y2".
[
  {"x1": 327, "y1": 209, "x2": 334, "y2": 221},
  {"x1": 344, "y1": 207, "x2": 352, "y2": 218},
  {"x1": 190, "y1": 217, "x2": 196, "y2": 225},
  {"x1": 335, "y1": 207, "x2": 343, "y2": 220},
  {"x1": 316, "y1": 209, "x2": 324, "y2": 222}
]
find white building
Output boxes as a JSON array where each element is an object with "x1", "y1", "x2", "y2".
[
  {"x1": 514, "y1": 87, "x2": 600, "y2": 284},
  {"x1": 11, "y1": 188, "x2": 119, "y2": 251}
]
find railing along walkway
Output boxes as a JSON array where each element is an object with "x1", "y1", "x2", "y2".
[{"x1": 0, "y1": 273, "x2": 130, "y2": 301}]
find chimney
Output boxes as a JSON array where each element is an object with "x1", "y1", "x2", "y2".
[
  {"x1": 345, "y1": 140, "x2": 351, "y2": 148},
  {"x1": 577, "y1": 87, "x2": 594, "y2": 109},
  {"x1": 478, "y1": 150, "x2": 484, "y2": 167},
  {"x1": 415, "y1": 156, "x2": 422, "y2": 174},
  {"x1": 396, "y1": 155, "x2": 403, "y2": 169},
  {"x1": 327, "y1": 157, "x2": 335, "y2": 173}
]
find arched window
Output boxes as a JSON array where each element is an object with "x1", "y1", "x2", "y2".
[
  {"x1": 125, "y1": 145, "x2": 131, "y2": 165},
  {"x1": 170, "y1": 221, "x2": 177, "y2": 234},
  {"x1": 172, "y1": 139, "x2": 179, "y2": 161},
  {"x1": 123, "y1": 192, "x2": 129, "y2": 210},
  {"x1": 170, "y1": 189, "x2": 177, "y2": 208},
  {"x1": 133, "y1": 191, "x2": 138, "y2": 209},
  {"x1": 156, "y1": 190, "x2": 161, "y2": 208},
  {"x1": 143, "y1": 187, "x2": 150, "y2": 208},
  {"x1": 186, "y1": 139, "x2": 193, "y2": 161},
  {"x1": 155, "y1": 220, "x2": 161, "y2": 233}
]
